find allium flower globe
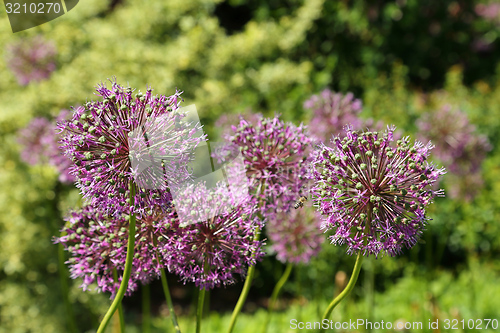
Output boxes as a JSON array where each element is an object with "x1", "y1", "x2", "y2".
[
  {"x1": 214, "y1": 111, "x2": 261, "y2": 138},
  {"x1": 417, "y1": 105, "x2": 491, "y2": 200},
  {"x1": 18, "y1": 110, "x2": 76, "y2": 184},
  {"x1": 416, "y1": 105, "x2": 490, "y2": 173},
  {"x1": 304, "y1": 89, "x2": 363, "y2": 142},
  {"x1": 163, "y1": 181, "x2": 264, "y2": 290},
  {"x1": 6, "y1": 35, "x2": 57, "y2": 85},
  {"x1": 58, "y1": 81, "x2": 205, "y2": 214},
  {"x1": 18, "y1": 117, "x2": 53, "y2": 165},
  {"x1": 267, "y1": 208, "x2": 324, "y2": 264},
  {"x1": 310, "y1": 126, "x2": 445, "y2": 257},
  {"x1": 226, "y1": 115, "x2": 314, "y2": 214},
  {"x1": 55, "y1": 206, "x2": 173, "y2": 297}
]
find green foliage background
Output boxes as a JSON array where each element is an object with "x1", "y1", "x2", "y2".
[{"x1": 1, "y1": 0, "x2": 500, "y2": 332}]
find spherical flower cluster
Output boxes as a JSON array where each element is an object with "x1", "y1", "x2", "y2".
[
  {"x1": 163, "y1": 181, "x2": 264, "y2": 289},
  {"x1": 226, "y1": 115, "x2": 314, "y2": 215},
  {"x1": 417, "y1": 105, "x2": 491, "y2": 200},
  {"x1": 58, "y1": 81, "x2": 205, "y2": 214},
  {"x1": 475, "y1": 3, "x2": 500, "y2": 22},
  {"x1": 304, "y1": 89, "x2": 363, "y2": 142},
  {"x1": 214, "y1": 111, "x2": 261, "y2": 139},
  {"x1": 310, "y1": 126, "x2": 445, "y2": 257},
  {"x1": 54, "y1": 205, "x2": 172, "y2": 297},
  {"x1": 18, "y1": 110, "x2": 75, "y2": 184},
  {"x1": 6, "y1": 35, "x2": 57, "y2": 86},
  {"x1": 52, "y1": 110, "x2": 77, "y2": 183},
  {"x1": 267, "y1": 207, "x2": 324, "y2": 264},
  {"x1": 18, "y1": 117, "x2": 52, "y2": 165}
]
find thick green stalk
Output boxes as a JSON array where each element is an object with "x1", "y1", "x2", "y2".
[
  {"x1": 196, "y1": 258, "x2": 210, "y2": 333},
  {"x1": 116, "y1": 303, "x2": 125, "y2": 333},
  {"x1": 142, "y1": 283, "x2": 151, "y2": 333},
  {"x1": 320, "y1": 252, "x2": 364, "y2": 332},
  {"x1": 204, "y1": 290, "x2": 210, "y2": 319},
  {"x1": 196, "y1": 288, "x2": 206, "y2": 333},
  {"x1": 262, "y1": 263, "x2": 293, "y2": 333},
  {"x1": 96, "y1": 181, "x2": 137, "y2": 333},
  {"x1": 364, "y1": 258, "x2": 374, "y2": 333},
  {"x1": 227, "y1": 185, "x2": 266, "y2": 333},
  {"x1": 226, "y1": 228, "x2": 261, "y2": 333},
  {"x1": 320, "y1": 203, "x2": 371, "y2": 332},
  {"x1": 112, "y1": 269, "x2": 125, "y2": 333}
]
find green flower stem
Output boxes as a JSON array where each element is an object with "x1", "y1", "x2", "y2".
[
  {"x1": 159, "y1": 266, "x2": 181, "y2": 333},
  {"x1": 227, "y1": 185, "x2": 266, "y2": 333},
  {"x1": 96, "y1": 181, "x2": 137, "y2": 333},
  {"x1": 196, "y1": 258, "x2": 210, "y2": 333},
  {"x1": 364, "y1": 258, "x2": 374, "y2": 333},
  {"x1": 58, "y1": 237, "x2": 78, "y2": 333},
  {"x1": 116, "y1": 301, "x2": 125, "y2": 333},
  {"x1": 226, "y1": 227, "x2": 261, "y2": 333},
  {"x1": 112, "y1": 269, "x2": 125, "y2": 333},
  {"x1": 142, "y1": 283, "x2": 151, "y2": 333},
  {"x1": 153, "y1": 236, "x2": 181, "y2": 333},
  {"x1": 320, "y1": 203, "x2": 370, "y2": 332},
  {"x1": 320, "y1": 252, "x2": 364, "y2": 332},
  {"x1": 262, "y1": 263, "x2": 293, "y2": 333},
  {"x1": 204, "y1": 290, "x2": 211, "y2": 319},
  {"x1": 196, "y1": 288, "x2": 206, "y2": 333}
]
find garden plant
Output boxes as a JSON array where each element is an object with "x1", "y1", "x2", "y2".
[{"x1": 1, "y1": 1, "x2": 500, "y2": 333}]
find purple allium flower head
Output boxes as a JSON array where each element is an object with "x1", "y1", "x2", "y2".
[
  {"x1": 304, "y1": 89, "x2": 363, "y2": 142},
  {"x1": 267, "y1": 207, "x2": 324, "y2": 264},
  {"x1": 310, "y1": 126, "x2": 445, "y2": 257},
  {"x1": 18, "y1": 117, "x2": 53, "y2": 165},
  {"x1": 475, "y1": 3, "x2": 500, "y2": 21},
  {"x1": 417, "y1": 105, "x2": 491, "y2": 174},
  {"x1": 417, "y1": 105, "x2": 491, "y2": 200},
  {"x1": 58, "y1": 81, "x2": 205, "y2": 214},
  {"x1": 225, "y1": 115, "x2": 314, "y2": 215},
  {"x1": 418, "y1": 106, "x2": 473, "y2": 170},
  {"x1": 54, "y1": 205, "x2": 172, "y2": 297},
  {"x1": 6, "y1": 35, "x2": 57, "y2": 86},
  {"x1": 214, "y1": 111, "x2": 261, "y2": 139},
  {"x1": 163, "y1": 181, "x2": 264, "y2": 290},
  {"x1": 17, "y1": 110, "x2": 76, "y2": 184},
  {"x1": 51, "y1": 110, "x2": 77, "y2": 183}
]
